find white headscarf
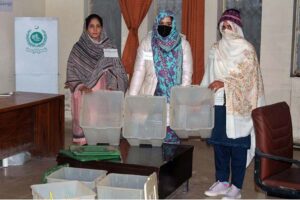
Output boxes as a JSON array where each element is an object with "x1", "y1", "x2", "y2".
[{"x1": 218, "y1": 20, "x2": 265, "y2": 134}]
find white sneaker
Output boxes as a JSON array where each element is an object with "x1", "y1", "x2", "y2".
[
  {"x1": 222, "y1": 184, "x2": 242, "y2": 199},
  {"x1": 204, "y1": 181, "x2": 230, "y2": 197}
]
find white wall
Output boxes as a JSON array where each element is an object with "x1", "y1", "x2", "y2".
[
  {"x1": 0, "y1": 0, "x2": 45, "y2": 93},
  {"x1": 291, "y1": 78, "x2": 300, "y2": 140},
  {"x1": 45, "y1": 0, "x2": 84, "y2": 94},
  {"x1": 45, "y1": 0, "x2": 85, "y2": 117},
  {"x1": 204, "y1": 0, "x2": 218, "y2": 66},
  {"x1": 260, "y1": 0, "x2": 300, "y2": 139},
  {"x1": 260, "y1": 0, "x2": 293, "y2": 105}
]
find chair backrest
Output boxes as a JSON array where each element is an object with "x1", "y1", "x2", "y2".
[{"x1": 252, "y1": 102, "x2": 293, "y2": 180}]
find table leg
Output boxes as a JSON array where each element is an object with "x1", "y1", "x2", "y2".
[{"x1": 183, "y1": 180, "x2": 189, "y2": 192}]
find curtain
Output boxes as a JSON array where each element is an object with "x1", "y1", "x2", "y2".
[
  {"x1": 119, "y1": 0, "x2": 152, "y2": 78},
  {"x1": 182, "y1": 0, "x2": 205, "y2": 84}
]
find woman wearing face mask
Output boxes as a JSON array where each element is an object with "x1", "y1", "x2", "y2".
[
  {"x1": 200, "y1": 9, "x2": 265, "y2": 199},
  {"x1": 128, "y1": 10, "x2": 193, "y2": 144},
  {"x1": 65, "y1": 14, "x2": 128, "y2": 145}
]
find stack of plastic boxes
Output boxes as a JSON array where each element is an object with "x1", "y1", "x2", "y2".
[
  {"x1": 80, "y1": 90, "x2": 124, "y2": 145},
  {"x1": 170, "y1": 86, "x2": 215, "y2": 138},
  {"x1": 123, "y1": 96, "x2": 167, "y2": 147}
]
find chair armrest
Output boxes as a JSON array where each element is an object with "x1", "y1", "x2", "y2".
[
  {"x1": 254, "y1": 148, "x2": 300, "y2": 198},
  {"x1": 255, "y1": 148, "x2": 300, "y2": 167}
]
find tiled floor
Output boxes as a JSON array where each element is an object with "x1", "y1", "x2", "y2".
[{"x1": 0, "y1": 119, "x2": 298, "y2": 199}]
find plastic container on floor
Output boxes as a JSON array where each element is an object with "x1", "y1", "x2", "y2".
[
  {"x1": 80, "y1": 90, "x2": 124, "y2": 145},
  {"x1": 97, "y1": 173, "x2": 158, "y2": 199},
  {"x1": 6, "y1": 151, "x2": 31, "y2": 166},
  {"x1": 170, "y1": 86, "x2": 214, "y2": 139},
  {"x1": 122, "y1": 95, "x2": 167, "y2": 147},
  {"x1": 31, "y1": 180, "x2": 96, "y2": 199},
  {"x1": 46, "y1": 167, "x2": 107, "y2": 190}
]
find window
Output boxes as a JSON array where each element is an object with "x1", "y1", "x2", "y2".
[
  {"x1": 291, "y1": 0, "x2": 300, "y2": 77},
  {"x1": 224, "y1": 0, "x2": 262, "y2": 60}
]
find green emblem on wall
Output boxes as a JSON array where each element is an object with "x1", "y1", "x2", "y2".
[{"x1": 26, "y1": 26, "x2": 48, "y2": 54}]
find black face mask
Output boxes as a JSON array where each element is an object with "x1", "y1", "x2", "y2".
[{"x1": 157, "y1": 25, "x2": 172, "y2": 37}]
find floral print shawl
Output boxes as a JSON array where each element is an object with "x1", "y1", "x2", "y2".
[{"x1": 201, "y1": 21, "x2": 265, "y2": 139}]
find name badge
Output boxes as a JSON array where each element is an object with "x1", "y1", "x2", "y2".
[
  {"x1": 142, "y1": 51, "x2": 153, "y2": 61},
  {"x1": 104, "y1": 48, "x2": 119, "y2": 58}
]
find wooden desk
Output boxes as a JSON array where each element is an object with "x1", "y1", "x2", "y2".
[
  {"x1": 57, "y1": 140, "x2": 194, "y2": 198},
  {"x1": 0, "y1": 92, "x2": 64, "y2": 159}
]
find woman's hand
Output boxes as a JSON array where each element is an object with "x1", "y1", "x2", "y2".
[
  {"x1": 208, "y1": 80, "x2": 224, "y2": 92},
  {"x1": 78, "y1": 85, "x2": 92, "y2": 93}
]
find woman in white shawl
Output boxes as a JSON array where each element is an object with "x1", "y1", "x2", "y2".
[{"x1": 201, "y1": 9, "x2": 265, "y2": 199}]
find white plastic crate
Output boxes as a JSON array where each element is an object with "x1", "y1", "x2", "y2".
[
  {"x1": 170, "y1": 86, "x2": 214, "y2": 138},
  {"x1": 80, "y1": 90, "x2": 124, "y2": 145},
  {"x1": 31, "y1": 180, "x2": 96, "y2": 199},
  {"x1": 46, "y1": 167, "x2": 107, "y2": 190},
  {"x1": 123, "y1": 95, "x2": 167, "y2": 147},
  {"x1": 97, "y1": 173, "x2": 158, "y2": 199}
]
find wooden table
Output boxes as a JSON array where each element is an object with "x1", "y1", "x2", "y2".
[
  {"x1": 0, "y1": 92, "x2": 64, "y2": 159},
  {"x1": 57, "y1": 140, "x2": 194, "y2": 198}
]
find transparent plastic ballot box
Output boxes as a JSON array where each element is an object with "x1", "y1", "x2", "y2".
[
  {"x1": 122, "y1": 95, "x2": 167, "y2": 147},
  {"x1": 80, "y1": 90, "x2": 124, "y2": 145},
  {"x1": 170, "y1": 86, "x2": 214, "y2": 139},
  {"x1": 31, "y1": 180, "x2": 96, "y2": 199},
  {"x1": 46, "y1": 167, "x2": 107, "y2": 190},
  {"x1": 97, "y1": 172, "x2": 158, "y2": 199}
]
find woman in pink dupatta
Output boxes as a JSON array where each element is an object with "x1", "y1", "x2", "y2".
[{"x1": 65, "y1": 14, "x2": 128, "y2": 145}]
